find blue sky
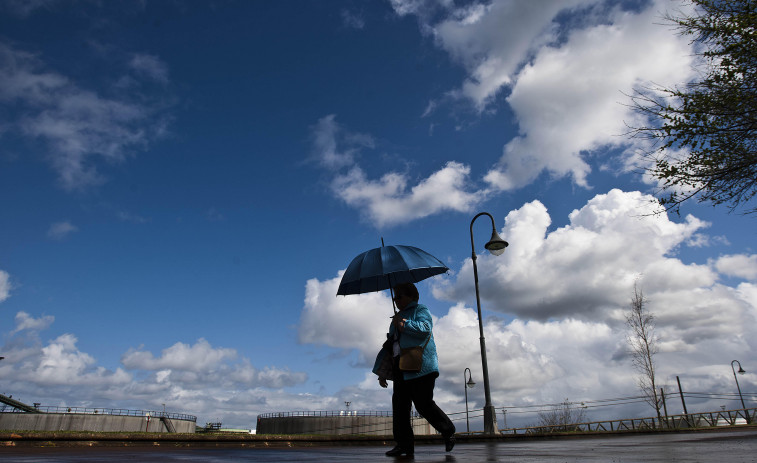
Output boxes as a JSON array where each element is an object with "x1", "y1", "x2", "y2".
[{"x1": 0, "y1": 0, "x2": 755, "y2": 430}]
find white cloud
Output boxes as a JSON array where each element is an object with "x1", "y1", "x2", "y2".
[
  {"x1": 12, "y1": 311, "x2": 54, "y2": 334},
  {"x1": 0, "y1": 42, "x2": 170, "y2": 191},
  {"x1": 713, "y1": 254, "x2": 757, "y2": 281},
  {"x1": 332, "y1": 162, "x2": 482, "y2": 227},
  {"x1": 121, "y1": 339, "x2": 237, "y2": 372},
  {"x1": 393, "y1": 1, "x2": 697, "y2": 194},
  {"x1": 298, "y1": 271, "x2": 394, "y2": 361},
  {"x1": 317, "y1": 1, "x2": 700, "y2": 228},
  {"x1": 310, "y1": 115, "x2": 483, "y2": 227},
  {"x1": 296, "y1": 189, "x2": 757, "y2": 425},
  {"x1": 433, "y1": 0, "x2": 598, "y2": 111},
  {"x1": 0, "y1": 270, "x2": 10, "y2": 303},
  {"x1": 484, "y1": 0, "x2": 694, "y2": 190},
  {"x1": 435, "y1": 189, "x2": 715, "y2": 323},
  {"x1": 47, "y1": 220, "x2": 78, "y2": 240},
  {"x1": 1, "y1": 318, "x2": 312, "y2": 428}
]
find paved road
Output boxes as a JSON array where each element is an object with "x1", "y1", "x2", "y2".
[{"x1": 1, "y1": 429, "x2": 755, "y2": 462}]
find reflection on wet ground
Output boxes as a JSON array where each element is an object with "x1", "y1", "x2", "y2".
[{"x1": 1, "y1": 429, "x2": 756, "y2": 462}]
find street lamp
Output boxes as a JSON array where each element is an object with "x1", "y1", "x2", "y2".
[
  {"x1": 463, "y1": 368, "x2": 476, "y2": 433},
  {"x1": 470, "y1": 212, "x2": 508, "y2": 434},
  {"x1": 731, "y1": 360, "x2": 749, "y2": 423}
]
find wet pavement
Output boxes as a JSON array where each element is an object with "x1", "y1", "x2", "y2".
[{"x1": 1, "y1": 429, "x2": 756, "y2": 462}]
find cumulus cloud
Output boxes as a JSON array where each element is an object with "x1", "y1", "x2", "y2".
[
  {"x1": 297, "y1": 190, "x2": 757, "y2": 423},
  {"x1": 1, "y1": 314, "x2": 311, "y2": 428},
  {"x1": 431, "y1": 305, "x2": 630, "y2": 410},
  {"x1": 310, "y1": 114, "x2": 483, "y2": 227},
  {"x1": 484, "y1": 0, "x2": 694, "y2": 190},
  {"x1": 392, "y1": 0, "x2": 696, "y2": 194},
  {"x1": 432, "y1": 0, "x2": 599, "y2": 111},
  {"x1": 47, "y1": 220, "x2": 78, "y2": 240},
  {"x1": 713, "y1": 254, "x2": 757, "y2": 281},
  {"x1": 316, "y1": 1, "x2": 701, "y2": 227},
  {"x1": 0, "y1": 42, "x2": 170, "y2": 191},
  {"x1": 435, "y1": 189, "x2": 713, "y2": 322},
  {"x1": 332, "y1": 162, "x2": 482, "y2": 227},
  {"x1": 121, "y1": 339, "x2": 237, "y2": 372},
  {"x1": 298, "y1": 271, "x2": 395, "y2": 361}
]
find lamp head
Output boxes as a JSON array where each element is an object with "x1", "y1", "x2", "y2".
[
  {"x1": 466, "y1": 377, "x2": 476, "y2": 388},
  {"x1": 738, "y1": 366, "x2": 746, "y2": 375},
  {"x1": 484, "y1": 229, "x2": 509, "y2": 256}
]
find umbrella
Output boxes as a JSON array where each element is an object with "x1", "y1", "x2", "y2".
[{"x1": 336, "y1": 244, "x2": 449, "y2": 296}]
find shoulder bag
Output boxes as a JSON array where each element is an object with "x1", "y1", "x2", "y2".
[{"x1": 398, "y1": 335, "x2": 431, "y2": 372}]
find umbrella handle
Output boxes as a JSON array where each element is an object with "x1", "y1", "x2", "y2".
[
  {"x1": 381, "y1": 237, "x2": 398, "y2": 314},
  {"x1": 389, "y1": 285, "x2": 398, "y2": 314}
]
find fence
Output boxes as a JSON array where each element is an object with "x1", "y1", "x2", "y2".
[
  {"x1": 257, "y1": 410, "x2": 396, "y2": 419},
  {"x1": 256, "y1": 410, "x2": 433, "y2": 436},
  {"x1": 501, "y1": 407, "x2": 755, "y2": 435},
  {"x1": 0, "y1": 403, "x2": 196, "y2": 422}
]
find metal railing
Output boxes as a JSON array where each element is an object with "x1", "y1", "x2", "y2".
[
  {"x1": 501, "y1": 407, "x2": 755, "y2": 435},
  {"x1": 0, "y1": 404, "x2": 196, "y2": 422},
  {"x1": 257, "y1": 410, "x2": 421, "y2": 419}
]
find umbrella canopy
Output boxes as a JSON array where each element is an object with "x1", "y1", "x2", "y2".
[{"x1": 337, "y1": 245, "x2": 449, "y2": 296}]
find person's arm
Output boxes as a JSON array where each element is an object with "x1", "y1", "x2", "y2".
[{"x1": 401, "y1": 305, "x2": 432, "y2": 337}]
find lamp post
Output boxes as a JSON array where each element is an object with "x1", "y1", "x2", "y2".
[
  {"x1": 463, "y1": 368, "x2": 476, "y2": 433},
  {"x1": 731, "y1": 360, "x2": 749, "y2": 423},
  {"x1": 470, "y1": 212, "x2": 508, "y2": 434}
]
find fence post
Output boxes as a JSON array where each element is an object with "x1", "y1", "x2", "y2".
[
  {"x1": 660, "y1": 388, "x2": 669, "y2": 428},
  {"x1": 677, "y1": 376, "x2": 690, "y2": 427}
]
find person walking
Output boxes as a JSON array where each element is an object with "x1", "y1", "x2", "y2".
[{"x1": 373, "y1": 282, "x2": 456, "y2": 457}]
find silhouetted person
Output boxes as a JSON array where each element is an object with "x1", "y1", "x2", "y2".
[{"x1": 373, "y1": 282, "x2": 455, "y2": 457}]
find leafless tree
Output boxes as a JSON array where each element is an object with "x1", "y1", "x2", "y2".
[
  {"x1": 626, "y1": 282, "x2": 662, "y2": 422},
  {"x1": 536, "y1": 399, "x2": 588, "y2": 432}
]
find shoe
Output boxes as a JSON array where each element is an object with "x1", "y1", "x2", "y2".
[
  {"x1": 385, "y1": 445, "x2": 414, "y2": 457},
  {"x1": 444, "y1": 434, "x2": 455, "y2": 452}
]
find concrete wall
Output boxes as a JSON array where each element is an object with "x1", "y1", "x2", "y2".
[
  {"x1": 257, "y1": 415, "x2": 435, "y2": 436},
  {"x1": 0, "y1": 413, "x2": 195, "y2": 433}
]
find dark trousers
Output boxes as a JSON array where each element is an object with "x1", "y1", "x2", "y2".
[{"x1": 392, "y1": 359, "x2": 455, "y2": 449}]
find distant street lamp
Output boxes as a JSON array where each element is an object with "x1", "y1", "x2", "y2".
[
  {"x1": 731, "y1": 360, "x2": 750, "y2": 423},
  {"x1": 463, "y1": 368, "x2": 476, "y2": 433},
  {"x1": 470, "y1": 212, "x2": 508, "y2": 434}
]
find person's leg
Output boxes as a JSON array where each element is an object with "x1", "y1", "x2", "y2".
[
  {"x1": 407, "y1": 374, "x2": 456, "y2": 449},
  {"x1": 391, "y1": 368, "x2": 415, "y2": 452}
]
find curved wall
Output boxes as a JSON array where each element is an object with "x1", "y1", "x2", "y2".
[
  {"x1": 0, "y1": 413, "x2": 196, "y2": 433},
  {"x1": 257, "y1": 414, "x2": 434, "y2": 436}
]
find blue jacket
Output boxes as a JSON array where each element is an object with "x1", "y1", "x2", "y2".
[{"x1": 372, "y1": 302, "x2": 439, "y2": 381}]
